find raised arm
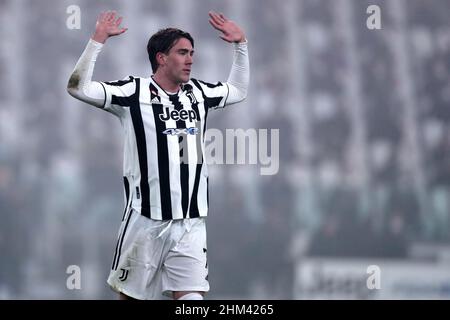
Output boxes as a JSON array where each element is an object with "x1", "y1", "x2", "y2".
[
  {"x1": 67, "y1": 11, "x2": 127, "y2": 108},
  {"x1": 208, "y1": 12, "x2": 249, "y2": 104}
]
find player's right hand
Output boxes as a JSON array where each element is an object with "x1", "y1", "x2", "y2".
[{"x1": 92, "y1": 11, "x2": 128, "y2": 44}]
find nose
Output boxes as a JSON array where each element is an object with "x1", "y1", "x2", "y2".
[{"x1": 186, "y1": 54, "x2": 193, "y2": 65}]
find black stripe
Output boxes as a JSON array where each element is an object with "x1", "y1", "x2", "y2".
[
  {"x1": 105, "y1": 76, "x2": 134, "y2": 86},
  {"x1": 191, "y1": 79, "x2": 205, "y2": 98},
  {"x1": 113, "y1": 208, "x2": 133, "y2": 270},
  {"x1": 128, "y1": 78, "x2": 151, "y2": 218},
  {"x1": 188, "y1": 90, "x2": 203, "y2": 218},
  {"x1": 111, "y1": 235, "x2": 121, "y2": 270},
  {"x1": 99, "y1": 82, "x2": 107, "y2": 108},
  {"x1": 152, "y1": 102, "x2": 173, "y2": 220},
  {"x1": 203, "y1": 104, "x2": 209, "y2": 142},
  {"x1": 189, "y1": 80, "x2": 209, "y2": 218},
  {"x1": 112, "y1": 177, "x2": 131, "y2": 270},
  {"x1": 121, "y1": 177, "x2": 130, "y2": 221},
  {"x1": 194, "y1": 79, "x2": 226, "y2": 109},
  {"x1": 189, "y1": 91, "x2": 203, "y2": 145},
  {"x1": 189, "y1": 163, "x2": 202, "y2": 218},
  {"x1": 149, "y1": 83, "x2": 161, "y2": 103},
  {"x1": 191, "y1": 79, "x2": 209, "y2": 137},
  {"x1": 180, "y1": 135, "x2": 189, "y2": 217},
  {"x1": 223, "y1": 83, "x2": 230, "y2": 106},
  {"x1": 112, "y1": 95, "x2": 132, "y2": 107},
  {"x1": 169, "y1": 94, "x2": 186, "y2": 129},
  {"x1": 205, "y1": 96, "x2": 224, "y2": 109},
  {"x1": 198, "y1": 79, "x2": 223, "y2": 88}
]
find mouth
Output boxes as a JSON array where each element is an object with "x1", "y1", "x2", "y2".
[{"x1": 183, "y1": 69, "x2": 191, "y2": 74}]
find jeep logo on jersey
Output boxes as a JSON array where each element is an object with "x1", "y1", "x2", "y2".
[{"x1": 159, "y1": 107, "x2": 198, "y2": 122}]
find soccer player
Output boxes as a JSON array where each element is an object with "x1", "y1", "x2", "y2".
[{"x1": 67, "y1": 11, "x2": 249, "y2": 300}]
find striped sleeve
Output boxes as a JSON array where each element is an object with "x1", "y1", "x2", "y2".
[
  {"x1": 192, "y1": 79, "x2": 229, "y2": 110},
  {"x1": 100, "y1": 76, "x2": 137, "y2": 117}
]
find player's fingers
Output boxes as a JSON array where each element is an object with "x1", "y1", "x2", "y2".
[
  {"x1": 218, "y1": 13, "x2": 228, "y2": 22},
  {"x1": 208, "y1": 19, "x2": 223, "y2": 31},
  {"x1": 209, "y1": 12, "x2": 224, "y2": 26},
  {"x1": 216, "y1": 13, "x2": 226, "y2": 24},
  {"x1": 115, "y1": 16, "x2": 123, "y2": 27},
  {"x1": 208, "y1": 18, "x2": 218, "y2": 27},
  {"x1": 107, "y1": 11, "x2": 116, "y2": 21},
  {"x1": 98, "y1": 11, "x2": 106, "y2": 22},
  {"x1": 213, "y1": 12, "x2": 225, "y2": 23},
  {"x1": 104, "y1": 11, "x2": 112, "y2": 22}
]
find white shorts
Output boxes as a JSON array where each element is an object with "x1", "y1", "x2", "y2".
[{"x1": 107, "y1": 209, "x2": 209, "y2": 300}]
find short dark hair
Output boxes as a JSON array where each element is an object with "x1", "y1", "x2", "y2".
[{"x1": 147, "y1": 28, "x2": 194, "y2": 73}]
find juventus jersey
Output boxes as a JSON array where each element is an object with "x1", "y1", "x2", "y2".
[{"x1": 100, "y1": 76, "x2": 230, "y2": 220}]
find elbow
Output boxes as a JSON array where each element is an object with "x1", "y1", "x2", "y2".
[
  {"x1": 227, "y1": 82, "x2": 248, "y2": 104},
  {"x1": 240, "y1": 89, "x2": 248, "y2": 101},
  {"x1": 66, "y1": 86, "x2": 83, "y2": 101},
  {"x1": 66, "y1": 86, "x2": 77, "y2": 98},
  {"x1": 236, "y1": 91, "x2": 247, "y2": 104},
  {"x1": 237, "y1": 85, "x2": 249, "y2": 103},
  {"x1": 67, "y1": 72, "x2": 81, "y2": 98}
]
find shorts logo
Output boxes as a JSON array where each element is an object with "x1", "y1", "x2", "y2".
[{"x1": 119, "y1": 268, "x2": 129, "y2": 281}]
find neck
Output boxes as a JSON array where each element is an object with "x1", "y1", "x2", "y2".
[{"x1": 152, "y1": 72, "x2": 181, "y2": 93}]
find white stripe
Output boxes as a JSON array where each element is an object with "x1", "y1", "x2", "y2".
[
  {"x1": 122, "y1": 106, "x2": 143, "y2": 213},
  {"x1": 197, "y1": 163, "x2": 209, "y2": 216},
  {"x1": 140, "y1": 78, "x2": 162, "y2": 220}
]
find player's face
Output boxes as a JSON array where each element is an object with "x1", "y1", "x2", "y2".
[{"x1": 163, "y1": 38, "x2": 194, "y2": 84}]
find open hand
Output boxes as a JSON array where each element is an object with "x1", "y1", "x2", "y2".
[
  {"x1": 92, "y1": 11, "x2": 128, "y2": 44},
  {"x1": 208, "y1": 11, "x2": 246, "y2": 43}
]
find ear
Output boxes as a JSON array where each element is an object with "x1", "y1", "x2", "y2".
[{"x1": 156, "y1": 53, "x2": 166, "y2": 67}]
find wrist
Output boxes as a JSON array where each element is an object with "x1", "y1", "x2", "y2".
[
  {"x1": 235, "y1": 36, "x2": 246, "y2": 43},
  {"x1": 92, "y1": 32, "x2": 108, "y2": 44}
]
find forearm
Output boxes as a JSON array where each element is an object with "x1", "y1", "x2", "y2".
[
  {"x1": 67, "y1": 39, "x2": 106, "y2": 108},
  {"x1": 226, "y1": 40, "x2": 249, "y2": 104}
]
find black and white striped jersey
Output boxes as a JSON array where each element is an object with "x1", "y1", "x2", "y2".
[
  {"x1": 68, "y1": 38, "x2": 249, "y2": 221},
  {"x1": 100, "y1": 76, "x2": 229, "y2": 220}
]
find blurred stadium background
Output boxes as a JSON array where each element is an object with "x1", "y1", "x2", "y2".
[{"x1": 1, "y1": 0, "x2": 450, "y2": 299}]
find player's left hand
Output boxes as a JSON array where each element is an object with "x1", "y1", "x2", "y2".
[{"x1": 208, "y1": 11, "x2": 246, "y2": 43}]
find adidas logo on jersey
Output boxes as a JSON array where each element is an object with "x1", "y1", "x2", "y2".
[
  {"x1": 159, "y1": 107, "x2": 199, "y2": 122},
  {"x1": 151, "y1": 96, "x2": 161, "y2": 104}
]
